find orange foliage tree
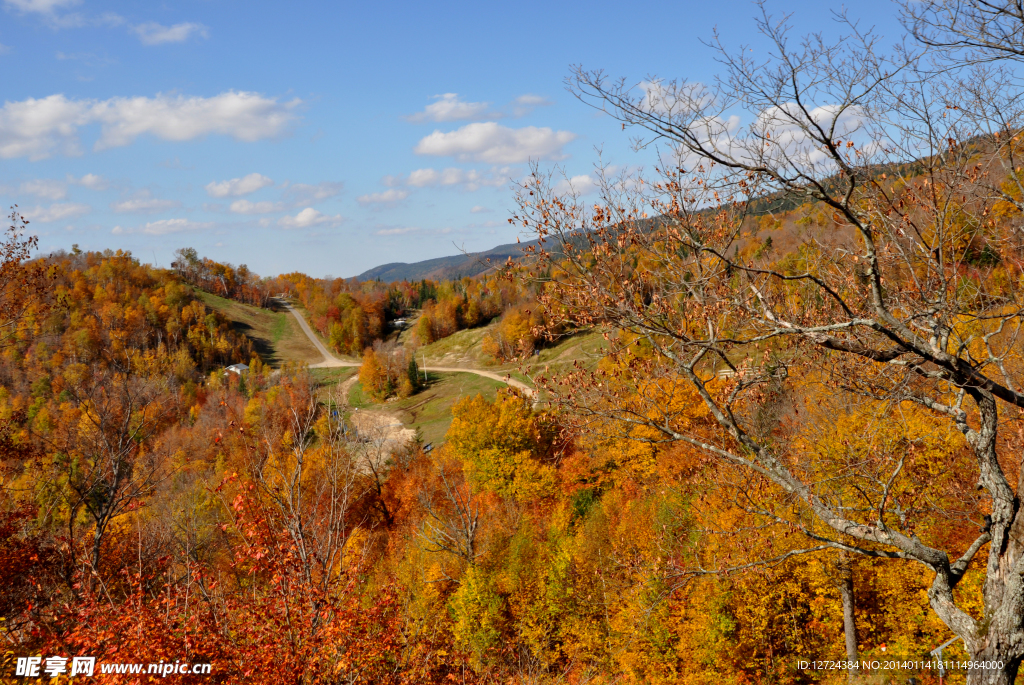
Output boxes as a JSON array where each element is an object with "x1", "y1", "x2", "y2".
[{"x1": 512, "y1": 5, "x2": 1024, "y2": 681}]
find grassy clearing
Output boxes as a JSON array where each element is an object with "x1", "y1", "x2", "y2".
[
  {"x1": 417, "y1": 324, "x2": 608, "y2": 385},
  {"x1": 196, "y1": 290, "x2": 323, "y2": 367},
  {"x1": 311, "y1": 366, "x2": 357, "y2": 386},
  {"x1": 269, "y1": 311, "x2": 288, "y2": 343},
  {"x1": 521, "y1": 330, "x2": 608, "y2": 378},
  {"x1": 347, "y1": 381, "x2": 372, "y2": 409},
  {"x1": 397, "y1": 372, "x2": 507, "y2": 446},
  {"x1": 347, "y1": 372, "x2": 506, "y2": 447},
  {"x1": 417, "y1": 323, "x2": 607, "y2": 376},
  {"x1": 313, "y1": 367, "x2": 357, "y2": 408},
  {"x1": 512, "y1": 330, "x2": 608, "y2": 402},
  {"x1": 417, "y1": 326, "x2": 492, "y2": 367}
]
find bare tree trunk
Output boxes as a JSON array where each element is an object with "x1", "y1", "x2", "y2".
[{"x1": 838, "y1": 555, "x2": 858, "y2": 680}]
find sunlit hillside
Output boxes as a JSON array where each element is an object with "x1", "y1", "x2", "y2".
[{"x1": 6, "y1": 1, "x2": 1024, "y2": 683}]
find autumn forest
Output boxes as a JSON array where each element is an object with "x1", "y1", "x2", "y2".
[{"x1": 7, "y1": 1, "x2": 1024, "y2": 684}]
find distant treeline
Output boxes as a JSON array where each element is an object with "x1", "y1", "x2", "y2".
[{"x1": 172, "y1": 247, "x2": 277, "y2": 308}]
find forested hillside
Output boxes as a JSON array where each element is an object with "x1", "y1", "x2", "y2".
[
  {"x1": 7, "y1": 1, "x2": 1024, "y2": 684},
  {"x1": 0, "y1": 181, "x2": 1011, "y2": 684},
  {"x1": 0, "y1": 218, "x2": 994, "y2": 684},
  {"x1": 2, "y1": 241, "x2": 952, "y2": 685}
]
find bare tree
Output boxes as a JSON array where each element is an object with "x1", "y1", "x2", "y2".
[
  {"x1": 901, "y1": 1, "x2": 1024, "y2": 253},
  {"x1": 352, "y1": 414, "x2": 400, "y2": 526},
  {"x1": 245, "y1": 379, "x2": 360, "y2": 590},
  {"x1": 417, "y1": 459, "x2": 480, "y2": 570},
  {"x1": 512, "y1": 6, "x2": 1024, "y2": 683},
  {"x1": 903, "y1": 0, "x2": 1024, "y2": 63},
  {"x1": 41, "y1": 362, "x2": 171, "y2": 577}
]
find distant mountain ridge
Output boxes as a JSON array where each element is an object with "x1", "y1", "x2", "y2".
[
  {"x1": 354, "y1": 237, "x2": 543, "y2": 282},
  {"x1": 353, "y1": 184, "x2": 819, "y2": 284}
]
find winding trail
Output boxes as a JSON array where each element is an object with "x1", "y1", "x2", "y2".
[
  {"x1": 282, "y1": 302, "x2": 358, "y2": 369},
  {"x1": 412, "y1": 365, "x2": 534, "y2": 396},
  {"x1": 282, "y1": 301, "x2": 536, "y2": 397}
]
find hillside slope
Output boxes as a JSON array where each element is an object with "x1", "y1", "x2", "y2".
[{"x1": 194, "y1": 290, "x2": 323, "y2": 367}]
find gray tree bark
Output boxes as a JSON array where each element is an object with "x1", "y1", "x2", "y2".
[{"x1": 838, "y1": 556, "x2": 858, "y2": 681}]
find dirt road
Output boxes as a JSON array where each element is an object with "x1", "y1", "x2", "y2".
[
  {"x1": 282, "y1": 301, "x2": 536, "y2": 397},
  {"x1": 414, "y1": 365, "x2": 534, "y2": 396},
  {"x1": 282, "y1": 302, "x2": 359, "y2": 369}
]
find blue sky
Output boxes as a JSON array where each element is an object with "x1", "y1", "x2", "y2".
[{"x1": 0, "y1": 0, "x2": 902, "y2": 278}]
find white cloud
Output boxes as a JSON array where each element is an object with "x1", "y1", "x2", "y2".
[
  {"x1": 389, "y1": 166, "x2": 510, "y2": 192},
  {"x1": 112, "y1": 218, "x2": 213, "y2": 235},
  {"x1": 3, "y1": 0, "x2": 79, "y2": 14},
  {"x1": 3, "y1": 0, "x2": 121, "y2": 29},
  {"x1": 357, "y1": 189, "x2": 409, "y2": 206},
  {"x1": 511, "y1": 93, "x2": 552, "y2": 117},
  {"x1": 514, "y1": 94, "x2": 550, "y2": 107},
  {"x1": 90, "y1": 92, "x2": 298, "y2": 150},
  {"x1": 20, "y1": 179, "x2": 66, "y2": 200},
  {"x1": 406, "y1": 93, "x2": 553, "y2": 123},
  {"x1": 278, "y1": 208, "x2": 343, "y2": 229},
  {"x1": 552, "y1": 174, "x2": 597, "y2": 196},
  {"x1": 406, "y1": 94, "x2": 493, "y2": 124},
  {"x1": 470, "y1": 205, "x2": 490, "y2": 213},
  {"x1": 281, "y1": 181, "x2": 343, "y2": 203},
  {"x1": 405, "y1": 168, "x2": 440, "y2": 187},
  {"x1": 0, "y1": 94, "x2": 93, "y2": 159},
  {"x1": 375, "y1": 226, "x2": 421, "y2": 236},
  {"x1": 205, "y1": 173, "x2": 273, "y2": 198},
  {"x1": 93, "y1": 12, "x2": 124, "y2": 27},
  {"x1": 0, "y1": 43, "x2": 11, "y2": 54},
  {"x1": 54, "y1": 52, "x2": 117, "y2": 67},
  {"x1": 22, "y1": 202, "x2": 90, "y2": 222},
  {"x1": 0, "y1": 92, "x2": 300, "y2": 160},
  {"x1": 414, "y1": 122, "x2": 576, "y2": 164},
  {"x1": 132, "y1": 21, "x2": 208, "y2": 45},
  {"x1": 56, "y1": 50, "x2": 108, "y2": 63},
  {"x1": 110, "y1": 192, "x2": 180, "y2": 213},
  {"x1": 229, "y1": 199, "x2": 282, "y2": 214},
  {"x1": 68, "y1": 172, "x2": 107, "y2": 190}
]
